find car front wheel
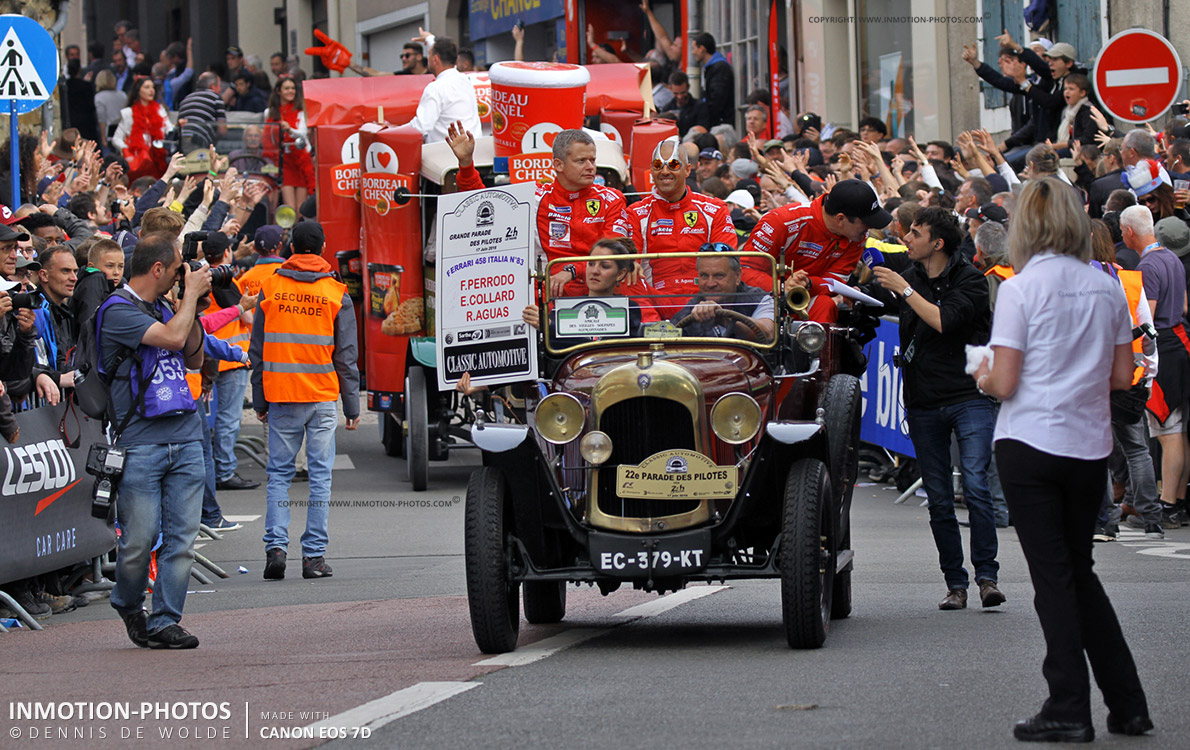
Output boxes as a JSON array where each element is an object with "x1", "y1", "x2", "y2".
[
  {"x1": 780, "y1": 457, "x2": 836, "y2": 649},
  {"x1": 464, "y1": 467, "x2": 520, "y2": 653}
]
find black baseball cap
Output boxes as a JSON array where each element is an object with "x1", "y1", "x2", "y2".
[
  {"x1": 964, "y1": 203, "x2": 1009, "y2": 226},
  {"x1": 227, "y1": 46, "x2": 244, "y2": 58},
  {"x1": 291, "y1": 221, "x2": 325, "y2": 253},
  {"x1": 254, "y1": 224, "x2": 283, "y2": 252},
  {"x1": 822, "y1": 179, "x2": 893, "y2": 229},
  {"x1": 0, "y1": 223, "x2": 30, "y2": 242}
]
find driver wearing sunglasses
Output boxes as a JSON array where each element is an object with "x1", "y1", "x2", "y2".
[{"x1": 627, "y1": 137, "x2": 738, "y2": 315}]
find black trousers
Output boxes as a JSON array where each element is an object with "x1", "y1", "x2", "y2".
[{"x1": 995, "y1": 439, "x2": 1149, "y2": 724}]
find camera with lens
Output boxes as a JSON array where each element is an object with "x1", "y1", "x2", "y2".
[
  {"x1": 85, "y1": 444, "x2": 126, "y2": 519},
  {"x1": 180, "y1": 231, "x2": 236, "y2": 296},
  {"x1": 9, "y1": 287, "x2": 44, "y2": 310}
]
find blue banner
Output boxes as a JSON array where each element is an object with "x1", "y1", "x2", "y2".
[
  {"x1": 859, "y1": 317, "x2": 915, "y2": 457},
  {"x1": 469, "y1": 0, "x2": 567, "y2": 41}
]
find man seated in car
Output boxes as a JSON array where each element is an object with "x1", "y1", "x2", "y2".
[{"x1": 671, "y1": 244, "x2": 775, "y2": 342}]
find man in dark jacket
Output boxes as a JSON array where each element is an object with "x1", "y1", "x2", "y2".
[
  {"x1": 693, "y1": 32, "x2": 734, "y2": 128},
  {"x1": 1087, "y1": 140, "x2": 1126, "y2": 219},
  {"x1": 872, "y1": 207, "x2": 1003, "y2": 612}
]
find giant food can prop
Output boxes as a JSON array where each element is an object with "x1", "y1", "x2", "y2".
[
  {"x1": 358, "y1": 123, "x2": 424, "y2": 397},
  {"x1": 489, "y1": 62, "x2": 590, "y2": 180}
]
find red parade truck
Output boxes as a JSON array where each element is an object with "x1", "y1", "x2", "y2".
[{"x1": 303, "y1": 64, "x2": 667, "y2": 490}]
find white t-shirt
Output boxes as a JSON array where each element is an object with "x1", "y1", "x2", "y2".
[
  {"x1": 404, "y1": 67, "x2": 481, "y2": 143},
  {"x1": 990, "y1": 253, "x2": 1132, "y2": 459}
]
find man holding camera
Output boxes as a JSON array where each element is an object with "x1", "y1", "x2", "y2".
[
  {"x1": 1, "y1": 224, "x2": 59, "y2": 406},
  {"x1": 101, "y1": 232, "x2": 211, "y2": 649}
]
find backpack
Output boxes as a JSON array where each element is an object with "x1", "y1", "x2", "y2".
[{"x1": 71, "y1": 289, "x2": 153, "y2": 440}]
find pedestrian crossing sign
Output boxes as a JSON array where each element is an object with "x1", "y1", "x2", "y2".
[{"x1": 0, "y1": 15, "x2": 59, "y2": 114}]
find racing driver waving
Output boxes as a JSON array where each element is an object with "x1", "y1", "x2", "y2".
[{"x1": 448, "y1": 122, "x2": 631, "y2": 298}]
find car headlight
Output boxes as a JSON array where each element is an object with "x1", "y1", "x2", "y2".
[
  {"x1": 710, "y1": 393, "x2": 762, "y2": 444},
  {"x1": 795, "y1": 321, "x2": 826, "y2": 353},
  {"x1": 536, "y1": 393, "x2": 585, "y2": 444},
  {"x1": 580, "y1": 430, "x2": 613, "y2": 464}
]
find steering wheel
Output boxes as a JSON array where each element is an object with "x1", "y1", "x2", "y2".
[{"x1": 675, "y1": 308, "x2": 769, "y2": 342}]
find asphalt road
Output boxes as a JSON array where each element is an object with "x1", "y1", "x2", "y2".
[{"x1": 3, "y1": 415, "x2": 1189, "y2": 749}]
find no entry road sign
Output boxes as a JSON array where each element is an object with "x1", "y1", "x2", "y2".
[{"x1": 1093, "y1": 28, "x2": 1183, "y2": 123}]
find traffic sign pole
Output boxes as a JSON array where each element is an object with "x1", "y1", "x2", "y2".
[{"x1": 8, "y1": 98, "x2": 16, "y2": 205}]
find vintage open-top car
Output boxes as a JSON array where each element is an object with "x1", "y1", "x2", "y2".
[{"x1": 463, "y1": 250, "x2": 873, "y2": 652}]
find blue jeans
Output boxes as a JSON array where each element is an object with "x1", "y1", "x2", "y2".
[
  {"x1": 907, "y1": 398, "x2": 1000, "y2": 589},
  {"x1": 213, "y1": 367, "x2": 249, "y2": 482},
  {"x1": 263, "y1": 401, "x2": 337, "y2": 557},
  {"x1": 110, "y1": 441, "x2": 205, "y2": 633},
  {"x1": 198, "y1": 399, "x2": 222, "y2": 525}
]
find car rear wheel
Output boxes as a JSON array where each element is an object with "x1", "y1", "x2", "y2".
[
  {"x1": 464, "y1": 467, "x2": 520, "y2": 653},
  {"x1": 405, "y1": 367, "x2": 429, "y2": 491},
  {"x1": 780, "y1": 457, "x2": 835, "y2": 649},
  {"x1": 523, "y1": 581, "x2": 566, "y2": 624}
]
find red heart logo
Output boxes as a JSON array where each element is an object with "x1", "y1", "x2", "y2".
[
  {"x1": 377, "y1": 152, "x2": 391, "y2": 168},
  {"x1": 543, "y1": 132, "x2": 557, "y2": 147}
]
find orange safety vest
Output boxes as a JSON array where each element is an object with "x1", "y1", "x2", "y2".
[
  {"x1": 235, "y1": 257, "x2": 284, "y2": 297},
  {"x1": 984, "y1": 264, "x2": 1015, "y2": 281},
  {"x1": 1119, "y1": 269, "x2": 1146, "y2": 386},
  {"x1": 204, "y1": 299, "x2": 249, "y2": 372},
  {"x1": 258, "y1": 270, "x2": 347, "y2": 404}
]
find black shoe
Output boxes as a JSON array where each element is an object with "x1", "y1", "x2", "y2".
[
  {"x1": 293, "y1": 469, "x2": 309, "y2": 482},
  {"x1": 1144, "y1": 523, "x2": 1165, "y2": 540},
  {"x1": 216, "y1": 472, "x2": 260, "y2": 491},
  {"x1": 1013, "y1": 714, "x2": 1093, "y2": 743},
  {"x1": 1106, "y1": 713, "x2": 1154, "y2": 736},
  {"x1": 147, "y1": 624, "x2": 199, "y2": 649},
  {"x1": 263, "y1": 548, "x2": 286, "y2": 580},
  {"x1": 14, "y1": 589, "x2": 52, "y2": 620},
  {"x1": 302, "y1": 556, "x2": 333, "y2": 579},
  {"x1": 1160, "y1": 503, "x2": 1183, "y2": 529},
  {"x1": 1092, "y1": 525, "x2": 1117, "y2": 542},
  {"x1": 116, "y1": 607, "x2": 149, "y2": 648}
]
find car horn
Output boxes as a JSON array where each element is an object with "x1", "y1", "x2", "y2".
[{"x1": 784, "y1": 285, "x2": 811, "y2": 319}]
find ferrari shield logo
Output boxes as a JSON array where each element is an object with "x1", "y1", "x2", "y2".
[
  {"x1": 586, "y1": 199, "x2": 601, "y2": 216},
  {"x1": 684, "y1": 211, "x2": 699, "y2": 228}
]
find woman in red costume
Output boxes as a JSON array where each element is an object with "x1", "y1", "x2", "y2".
[
  {"x1": 112, "y1": 77, "x2": 172, "y2": 182},
  {"x1": 265, "y1": 75, "x2": 315, "y2": 208}
]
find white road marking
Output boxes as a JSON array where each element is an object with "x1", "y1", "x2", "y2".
[
  {"x1": 222, "y1": 514, "x2": 262, "y2": 523},
  {"x1": 307, "y1": 682, "x2": 478, "y2": 734},
  {"x1": 474, "y1": 628, "x2": 613, "y2": 667},
  {"x1": 611, "y1": 584, "x2": 730, "y2": 619},
  {"x1": 333, "y1": 454, "x2": 355, "y2": 470},
  {"x1": 1104, "y1": 67, "x2": 1170, "y2": 87},
  {"x1": 194, "y1": 543, "x2": 206, "y2": 550}
]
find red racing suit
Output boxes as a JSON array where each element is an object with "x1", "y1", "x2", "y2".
[
  {"x1": 627, "y1": 189, "x2": 736, "y2": 313},
  {"x1": 747, "y1": 195, "x2": 867, "y2": 322},
  {"x1": 454, "y1": 164, "x2": 631, "y2": 296}
]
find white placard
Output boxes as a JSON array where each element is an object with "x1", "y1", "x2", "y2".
[
  {"x1": 553, "y1": 297, "x2": 630, "y2": 337},
  {"x1": 435, "y1": 182, "x2": 538, "y2": 390}
]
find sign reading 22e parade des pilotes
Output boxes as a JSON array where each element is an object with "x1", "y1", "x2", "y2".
[{"x1": 436, "y1": 182, "x2": 538, "y2": 391}]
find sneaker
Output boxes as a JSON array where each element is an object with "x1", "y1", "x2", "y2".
[
  {"x1": 263, "y1": 548, "x2": 286, "y2": 580},
  {"x1": 216, "y1": 472, "x2": 260, "y2": 491},
  {"x1": 116, "y1": 607, "x2": 149, "y2": 648},
  {"x1": 147, "y1": 624, "x2": 199, "y2": 649},
  {"x1": 302, "y1": 556, "x2": 333, "y2": 579},
  {"x1": 939, "y1": 588, "x2": 967, "y2": 610},
  {"x1": 1160, "y1": 504, "x2": 1183, "y2": 529},
  {"x1": 293, "y1": 469, "x2": 309, "y2": 482},
  {"x1": 1124, "y1": 515, "x2": 1146, "y2": 530},
  {"x1": 206, "y1": 518, "x2": 242, "y2": 532},
  {"x1": 37, "y1": 591, "x2": 73, "y2": 614},
  {"x1": 978, "y1": 579, "x2": 1006, "y2": 607},
  {"x1": 1144, "y1": 523, "x2": 1165, "y2": 540},
  {"x1": 1092, "y1": 525, "x2": 1116, "y2": 542}
]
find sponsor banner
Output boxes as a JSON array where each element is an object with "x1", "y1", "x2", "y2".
[
  {"x1": 0, "y1": 405, "x2": 114, "y2": 586},
  {"x1": 508, "y1": 152, "x2": 554, "y2": 185},
  {"x1": 859, "y1": 317, "x2": 915, "y2": 457}
]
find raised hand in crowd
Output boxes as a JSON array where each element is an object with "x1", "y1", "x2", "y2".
[
  {"x1": 221, "y1": 218, "x2": 241, "y2": 237},
  {"x1": 960, "y1": 43, "x2": 980, "y2": 68},
  {"x1": 906, "y1": 135, "x2": 929, "y2": 165},
  {"x1": 35, "y1": 372, "x2": 60, "y2": 406},
  {"x1": 1089, "y1": 105, "x2": 1111, "y2": 134},
  {"x1": 994, "y1": 29, "x2": 1021, "y2": 52},
  {"x1": 163, "y1": 151, "x2": 186, "y2": 182},
  {"x1": 38, "y1": 131, "x2": 52, "y2": 160},
  {"x1": 117, "y1": 194, "x2": 135, "y2": 222},
  {"x1": 447, "y1": 120, "x2": 475, "y2": 168},
  {"x1": 950, "y1": 151, "x2": 969, "y2": 179},
  {"x1": 219, "y1": 167, "x2": 241, "y2": 203},
  {"x1": 37, "y1": 159, "x2": 62, "y2": 182},
  {"x1": 200, "y1": 175, "x2": 217, "y2": 208},
  {"x1": 824, "y1": 173, "x2": 838, "y2": 194},
  {"x1": 103, "y1": 160, "x2": 124, "y2": 186},
  {"x1": 746, "y1": 131, "x2": 769, "y2": 169},
  {"x1": 784, "y1": 148, "x2": 808, "y2": 176},
  {"x1": 890, "y1": 154, "x2": 910, "y2": 185},
  {"x1": 41, "y1": 179, "x2": 64, "y2": 204},
  {"x1": 234, "y1": 238, "x2": 255, "y2": 261},
  {"x1": 764, "y1": 161, "x2": 792, "y2": 191},
  {"x1": 176, "y1": 175, "x2": 199, "y2": 205},
  {"x1": 244, "y1": 180, "x2": 269, "y2": 206},
  {"x1": 160, "y1": 184, "x2": 176, "y2": 207},
  {"x1": 972, "y1": 128, "x2": 1005, "y2": 165}
]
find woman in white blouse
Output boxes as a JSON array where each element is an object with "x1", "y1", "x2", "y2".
[{"x1": 973, "y1": 178, "x2": 1151, "y2": 742}]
